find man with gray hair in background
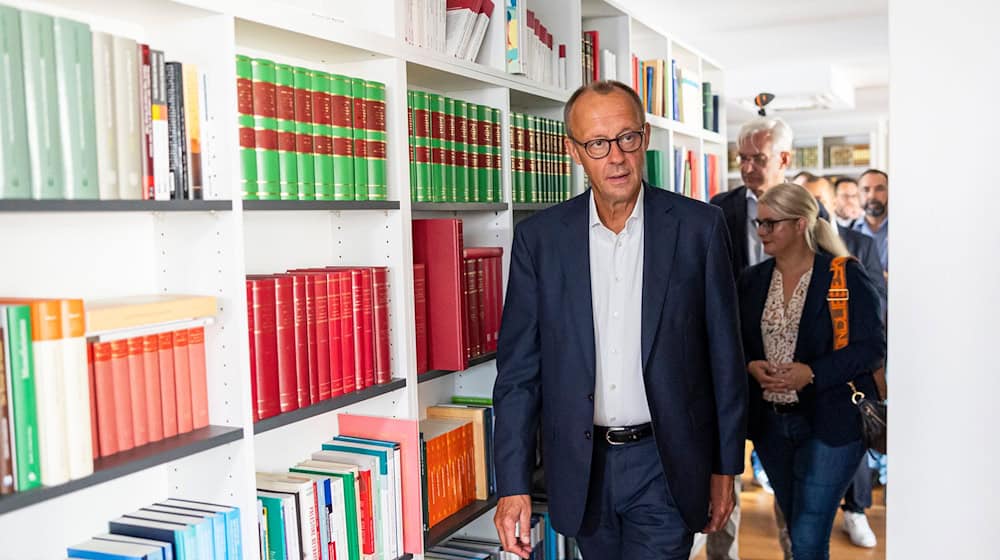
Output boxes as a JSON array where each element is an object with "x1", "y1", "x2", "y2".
[{"x1": 710, "y1": 116, "x2": 795, "y2": 560}]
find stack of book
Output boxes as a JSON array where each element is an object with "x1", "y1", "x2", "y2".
[
  {"x1": 432, "y1": 514, "x2": 569, "y2": 559},
  {"x1": 236, "y1": 56, "x2": 387, "y2": 202},
  {"x1": 581, "y1": 30, "x2": 615, "y2": 84},
  {"x1": 509, "y1": 113, "x2": 571, "y2": 204},
  {"x1": 506, "y1": 2, "x2": 566, "y2": 88},
  {"x1": 407, "y1": 91, "x2": 502, "y2": 203},
  {"x1": 0, "y1": 7, "x2": 214, "y2": 201},
  {"x1": 461, "y1": 247, "x2": 504, "y2": 363},
  {"x1": 406, "y1": 0, "x2": 495, "y2": 63},
  {"x1": 67, "y1": 498, "x2": 242, "y2": 559},
  {"x1": 664, "y1": 148, "x2": 721, "y2": 202},
  {"x1": 246, "y1": 267, "x2": 393, "y2": 422}
]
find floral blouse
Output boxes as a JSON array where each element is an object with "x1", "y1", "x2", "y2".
[{"x1": 760, "y1": 266, "x2": 813, "y2": 403}]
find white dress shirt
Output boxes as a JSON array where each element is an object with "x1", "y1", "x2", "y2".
[
  {"x1": 746, "y1": 188, "x2": 770, "y2": 266},
  {"x1": 589, "y1": 189, "x2": 652, "y2": 427}
]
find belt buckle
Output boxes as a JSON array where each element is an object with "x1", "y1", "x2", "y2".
[
  {"x1": 604, "y1": 427, "x2": 628, "y2": 446},
  {"x1": 827, "y1": 288, "x2": 849, "y2": 302}
]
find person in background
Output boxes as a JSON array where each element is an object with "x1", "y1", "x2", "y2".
[
  {"x1": 853, "y1": 170, "x2": 889, "y2": 282},
  {"x1": 792, "y1": 171, "x2": 815, "y2": 186},
  {"x1": 710, "y1": 116, "x2": 794, "y2": 560},
  {"x1": 834, "y1": 177, "x2": 864, "y2": 229},
  {"x1": 739, "y1": 183, "x2": 886, "y2": 560}
]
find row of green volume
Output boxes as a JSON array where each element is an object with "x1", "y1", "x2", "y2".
[
  {"x1": 510, "y1": 113, "x2": 572, "y2": 204},
  {"x1": 407, "y1": 90, "x2": 502, "y2": 203},
  {"x1": 237, "y1": 56, "x2": 387, "y2": 201}
]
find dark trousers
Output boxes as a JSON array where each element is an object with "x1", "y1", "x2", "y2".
[
  {"x1": 841, "y1": 456, "x2": 873, "y2": 513},
  {"x1": 576, "y1": 435, "x2": 693, "y2": 560},
  {"x1": 753, "y1": 408, "x2": 865, "y2": 560}
]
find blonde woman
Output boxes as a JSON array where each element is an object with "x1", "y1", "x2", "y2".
[{"x1": 736, "y1": 183, "x2": 885, "y2": 560}]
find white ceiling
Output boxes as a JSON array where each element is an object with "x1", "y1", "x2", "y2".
[{"x1": 617, "y1": 0, "x2": 889, "y2": 138}]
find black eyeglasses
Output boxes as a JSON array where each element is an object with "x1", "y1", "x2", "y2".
[
  {"x1": 753, "y1": 218, "x2": 797, "y2": 233},
  {"x1": 570, "y1": 129, "x2": 645, "y2": 159}
]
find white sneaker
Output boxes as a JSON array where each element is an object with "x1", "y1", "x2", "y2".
[{"x1": 842, "y1": 511, "x2": 877, "y2": 548}]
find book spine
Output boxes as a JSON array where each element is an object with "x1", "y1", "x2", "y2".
[
  {"x1": 350, "y1": 77, "x2": 368, "y2": 201},
  {"x1": 58, "y1": 299, "x2": 93, "y2": 478},
  {"x1": 312, "y1": 274, "x2": 332, "y2": 401},
  {"x1": 126, "y1": 336, "x2": 149, "y2": 447},
  {"x1": 150, "y1": 51, "x2": 170, "y2": 201},
  {"x1": 371, "y1": 267, "x2": 391, "y2": 384},
  {"x1": 0, "y1": 8, "x2": 30, "y2": 199},
  {"x1": 251, "y1": 278, "x2": 280, "y2": 420},
  {"x1": 53, "y1": 17, "x2": 99, "y2": 200},
  {"x1": 3, "y1": 305, "x2": 41, "y2": 489},
  {"x1": 91, "y1": 31, "x2": 118, "y2": 199},
  {"x1": 157, "y1": 331, "x2": 178, "y2": 437},
  {"x1": 92, "y1": 341, "x2": 117, "y2": 457},
  {"x1": 464, "y1": 258, "x2": 478, "y2": 360},
  {"x1": 109, "y1": 338, "x2": 134, "y2": 453},
  {"x1": 20, "y1": 11, "x2": 64, "y2": 200},
  {"x1": 359, "y1": 268, "x2": 375, "y2": 389},
  {"x1": 429, "y1": 94, "x2": 446, "y2": 202},
  {"x1": 187, "y1": 327, "x2": 209, "y2": 430},
  {"x1": 182, "y1": 63, "x2": 203, "y2": 199},
  {"x1": 407, "y1": 91, "x2": 416, "y2": 201},
  {"x1": 328, "y1": 74, "x2": 354, "y2": 201},
  {"x1": 413, "y1": 265, "x2": 428, "y2": 375},
  {"x1": 411, "y1": 91, "x2": 432, "y2": 202},
  {"x1": 294, "y1": 67, "x2": 316, "y2": 201},
  {"x1": 251, "y1": 58, "x2": 279, "y2": 200},
  {"x1": 113, "y1": 35, "x2": 142, "y2": 199},
  {"x1": 466, "y1": 102, "x2": 479, "y2": 201},
  {"x1": 0, "y1": 325, "x2": 11, "y2": 493},
  {"x1": 236, "y1": 55, "x2": 257, "y2": 200},
  {"x1": 312, "y1": 71, "x2": 335, "y2": 201},
  {"x1": 302, "y1": 275, "x2": 319, "y2": 403},
  {"x1": 275, "y1": 63, "x2": 298, "y2": 201},
  {"x1": 337, "y1": 271, "x2": 357, "y2": 394},
  {"x1": 273, "y1": 276, "x2": 297, "y2": 413},
  {"x1": 509, "y1": 112, "x2": 520, "y2": 203},
  {"x1": 165, "y1": 62, "x2": 188, "y2": 199},
  {"x1": 348, "y1": 270, "x2": 366, "y2": 391},
  {"x1": 291, "y1": 275, "x2": 312, "y2": 408},
  {"x1": 324, "y1": 273, "x2": 343, "y2": 398},
  {"x1": 142, "y1": 334, "x2": 164, "y2": 442},
  {"x1": 172, "y1": 328, "x2": 193, "y2": 434},
  {"x1": 443, "y1": 96, "x2": 456, "y2": 202},
  {"x1": 477, "y1": 104, "x2": 491, "y2": 202},
  {"x1": 491, "y1": 108, "x2": 502, "y2": 202},
  {"x1": 247, "y1": 282, "x2": 260, "y2": 424},
  {"x1": 454, "y1": 99, "x2": 469, "y2": 202},
  {"x1": 364, "y1": 80, "x2": 387, "y2": 201},
  {"x1": 137, "y1": 45, "x2": 154, "y2": 199}
]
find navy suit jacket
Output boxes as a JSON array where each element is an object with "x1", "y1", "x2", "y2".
[
  {"x1": 839, "y1": 225, "x2": 887, "y2": 309},
  {"x1": 493, "y1": 185, "x2": 748, "y2": 534},
  {"x1": 709, "y1": 185, "x2": 751, "y2": 275},
  {"x1": 737, "y1": 252, "x2": 886, "y2": 446}
]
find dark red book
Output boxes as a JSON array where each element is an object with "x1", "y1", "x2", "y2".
[
  {"x1": 246, "y1": 280, "x2": 259, "y2": 421},
  {"x1": 290, "y1": 269, "x2": 345, "y2": 398},
  {"x1": 463, "y1": 258, "x2": 480, "y2": 359},
  {"x1": 288, "y1": 271, "x2": 331, "y2": 401},
  {"x1": 336, "y1": 270, "x2": 357, "y2": 393},
  {"x1": 248, "y1": 275, "x2": 280, "y2": 420},
  {"x1": 293, "y1": 273, "x2": 319, "y2": 403},
  {"x1": 412, "y1": 219, "x2": 467, "y2": 371},
  {"x1": 340, "y1": 268, "x2": 367, "y2": 390},
  {"x1": 173, "y1": 329, "x2": 193, "y2": 434},
  {"x1": 371, "y1": 267, "x2": 391, "y2": 384},
  {"x1": 413, "y1": 264, "x2": 428, "y2": 375},
  {"x1": 139, "y1": 44, "x2": 154, "y2": 199},
  {"x1": 464, "y1": 247, "x2": 504, "y2": 354},
  {"x1": 359, "y1": 268, "x2": 375, "y2": 389},
  {"x1": 274, "y1": 275, "x2": 298, "y2": 413},
  {"x1": 290, "y1": 274, "x2": 312, "y2": 407}
]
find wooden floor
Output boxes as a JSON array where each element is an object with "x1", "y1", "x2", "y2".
[{"x1": 693, "y1": 473, "x2": 886, "y2": 560}]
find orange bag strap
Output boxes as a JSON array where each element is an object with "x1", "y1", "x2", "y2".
[{"x1": 828, "y1": 256, "x2": 851, "y2": 351}]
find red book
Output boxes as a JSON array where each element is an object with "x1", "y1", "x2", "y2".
[
  {"x1": 139, "y1": 44, "x2": 154, "y2": 199},
  {"x1": 326, "y1": 268, "x2": 366, "y2": 390},
  {"x1": 274, "y1": 275, "x2": 298, "y2": 413},
  {"x1": 475, "y1": 258, "x2": 486, "y2": 356},
  {"x1": 92, "y1": 341, "x2": 118, "y2": 457},
  {"x1": 126, "y1": 337, "x2": 149, "y2": 447},
  {"x1": 463, "y1": 247, "x2": 504, "y2": 353},
  {"x1": 413, "y1": 264, "x2": 428, "y2": 375},
  {"x1": 249, "y1": 276, "x2": 280, "y2": 420},
  {"x1": 293, "y1": 269, "x2": 345, "y2": 397},
  {"x1": 412, "y1": 219, "x2": 467, "y2": 371},
  {"x1": 303, "y1": 274, "x2": 319, "y2": 402},
  {"x1": 359, "y1": 268, "x2": 375, "y2": 389},
  {"x1": 173, "y1": 329, "x2": 193, "y2": 434},
  {"x1": 157, "y1": 332, "x2": 179, "y2": 437},
  {"x1": 87, "y1": 343, "x2": 99, "y2": 459},
  {"x1": 491, "y1": 256, "x2": 503, "y2": 352},
  {"x1": 480, "y1": 257, "x2": 495, "y2": 353},
  {"x1": 142, "y1": 335, "x2": 164, "y2": 442},
  {"x1": 336, "y1": 270, "x2": 357, "y2": 393},
  {"x1": 291, "y1": 274, "x2": 312, "y2": 408},
  {"x1": 584, "y1": 30, "x2": 600, "y2": 82},
  {"x1": 357, "y1": 469, "x2": 375, "y2": 555},
  {"x1": 109, "y1": 339, "x2": 134, "y2": 452},
  {"x1": 247, "y1": 280, "x2": 259, "y2": 422},
  {"x1": 289, "y1": 272, "x2": 330, "y2": 401},
  {"x1": 463, "y1": 258, "x2": 478, "y2": 360},
  {"x1": 371, "y1": 267, "x2": 391, "y2": 384},
  {"x1": 187, "y1": 327, "x2": 210, "y2": 429}
]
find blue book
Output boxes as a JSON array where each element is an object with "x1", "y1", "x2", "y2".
[
  {"x1": 109, "y1": 517, "x2": 194, "y2": 560},
  {"x1": 671, "y1": 59, "x2": 679, "y2": 120},
  {"x1": 144, "y1": 505, "x2": 225, "y2": 560},
  {"x1": 93, "y1": 534, "x2": 172, "y2": 560},
  {"x1": 157, "y1": 499, "x2": 242, "y2": 560},
  {"x1": 124, "y1": 510, "x2": 211, "y2": 560},
  {"x1": 67, "y1": 538, "x2": 163, "y2": 560}
]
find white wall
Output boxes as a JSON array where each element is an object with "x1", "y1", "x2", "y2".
[{"x1": 888, "y1": 1, "x2": 1000, "y2": 558}]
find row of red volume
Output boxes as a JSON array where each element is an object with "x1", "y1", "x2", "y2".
[
  {"x1": 462, "y1": 248, "x2": 503, "y2": 361},
  {"x1": 247, "y1": 267, "x2": 392, "y2": 421},
  {"x1": 88, "y1": 327, "x2": 210, "y2": 458}
]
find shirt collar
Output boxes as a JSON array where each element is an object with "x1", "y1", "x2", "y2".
[
  {"x1": 590, "y1": 187, "x2": 645, "y2": 231},
  {"x1": 746, "y1": 187, "x2": 759, "y2": 202}
]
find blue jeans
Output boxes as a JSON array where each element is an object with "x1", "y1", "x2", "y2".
[{"x1": 753, "y1": 408, "x2": 865, "y2": 560}]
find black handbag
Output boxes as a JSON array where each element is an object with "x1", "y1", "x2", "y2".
[{"x1": 829, "y1": 257, "x2": 888, "y2": 454}]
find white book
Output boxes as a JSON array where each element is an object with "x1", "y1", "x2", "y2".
[
  {"x1": 328, "y1": 475, "x2": 349, "y2": 560},
  {"x1": 446, "y1": 0, "x2": 481, "y2": 57},
  {"x1": 150, "y1": 50, "x2": 171, "y2": 201},
  {"x1": 299, "y1": 459, "x2": 364, "y2": 560},
  {"x1": 558, "y1": 54, "x2": 566, "y2": 89},
  {"x1": 112, "y1": 35, "x2": 142, "y2": 199},
  {"x1": 32, "y1": 329, "x2": 69, "y2": 487},
  {"x1": 257, "y1": 473, "x2": 321, "y2": 560},
  {"x1": 60, "y1": 304, "x2": 93, "y2": 480},
  {"x1": 91, "y1": 31, "x2": 118, "y2": 199},
  {"x1": 600, "y1": 49, "x2": 617, "y2": 81},
  {"x1": 463, "y1": 1, "x2": 492, "y2": 62}
]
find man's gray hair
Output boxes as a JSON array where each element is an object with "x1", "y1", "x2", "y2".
[{"x1": 737, "y1": 116, "x2": 793, "y2": 155}]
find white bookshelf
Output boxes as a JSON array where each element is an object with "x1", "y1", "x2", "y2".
[{"x1": 0, "y1": 0, "x2": 724, "y2": 558}]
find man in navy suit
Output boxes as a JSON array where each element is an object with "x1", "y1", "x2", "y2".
[{"x1": 492, "y1": 81, "x2": 747, "y2": 559}]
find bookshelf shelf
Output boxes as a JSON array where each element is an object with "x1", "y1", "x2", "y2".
[
  {"x1": 425, "y1": 495, "x2": 499, "y2": 548},
  {"x1": 412, "y1": 202, "x2": 509, "y2": 212},
  {"x1": 242, "y1": 200, "x2": 401, "y2": 211},
  {"x1": 419, "y1": 353, "x2": 498, "y2": 385},
  {"x1": 0, "y1": 200, "x2": 233, "y2": 212},
  {"x1": 513, "y1": 202, "x2": 560, "y2": 211},
  {"x1": 253, "y1": 378, "x2": 408, "y2": 435},
  {"x1": 0, "y1": 426, "x2": 243, "y2": 516}
]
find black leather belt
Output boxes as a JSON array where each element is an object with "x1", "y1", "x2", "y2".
[
  {"x1": 768, "y1": 401, "x2": 801, "y2": 414},
  {"x1": 594, "y1": 423, "x2": 653, "y2": 446}
]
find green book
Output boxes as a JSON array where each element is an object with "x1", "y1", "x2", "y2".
[
  {"x1": 53, "y1": 16, "x2": 98, "y2": 199},
  {"x1": 313, "y1": 71, "x2": 336, "y2": 200},
  {"x1": 407, "y1": 91, "x2": 416, "y2": 201},
  {"x1": 329, "y1": 74, "x2": 353, "y2": 200},
  {"x1": 540, "y1": 117, "x2": 550, "y2": 203},
  {"x1": 465, "y1": 101, "x2": 479, "y2": 202},
  {"x1": 364, "y1": 80, "x2": 387, "y2": 201},
  {"x1": 702, "y1": 81, "x2": 713, "y2": 131},
  {"x1": 509, "y1": 112, "x2": 522, "y2": 203},
  {"x1": 443, "y1": 96, "x2": 457, "y2": 202},
  {"x1": 0, "y1": 7, "x2": 30, "y2": 199},
  {"x1": 290, "y1": 465, "x2": 361, "y2": 560},
  {"x1": 251, "y1": 57, "x2": 280, "y2": 200},
  {"x1": 275, "y1": 63, "x2": 298, "y2": 200},
  {"x1": 560, "y1": 122, "x2": 570, "y2": 200},
  {"x1": 491, "y1": 108, "x2": 502, "y2": 202},
  {"x1": 477, "y1": 104, "x2": 491, "y2": 202},
  {"x1": 256, "y1": 495, "x2": 289, "y2": 560},
  {"x1": 236, "y1": 55, "x2": 257, "y2": 200},
  {"x1": 411, "y1": 91, "x2": 432, "y2": 202},
  {"x1": 454, "y1": 99, "x2": 468, "y2": 202},
  {"x1": 20, "y1": 10, "x2": 63, "y2": 200},
  {"x1": 350, "y1": 77, "x2": 368, "y2": 201},
  {"x1": 451, "y1": 395, "x2": 493, "y2": 406},
  {"x1": 429, "y1": 93, "x2": 446, "y2": 202},
  {"x1": 293, "y1": 66, "x2": 316, "y2": 200},
  {"x1": 3, "y1": 305, "x2": 41, "y2": 491},
  {"x1": 523, "y1": 114, "x2": 536, "y2": 203},
  {"x1": 646, "y1": 149, "x2": 663, "y2": 188}
]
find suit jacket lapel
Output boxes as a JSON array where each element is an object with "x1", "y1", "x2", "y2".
[
  {"x1": 641, "y1": 186, "x2": 678, "y2": 371},
  {"x1": 728, "y1": 186, "x2": 749, "y2": 271},
  {"x1": 561, "y1": 193, "x2": 596, "y2": 379}
]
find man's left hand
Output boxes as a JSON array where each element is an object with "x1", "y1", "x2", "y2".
[{"x1": 702, "y1": 474, "x2": 736, "y2": 533}]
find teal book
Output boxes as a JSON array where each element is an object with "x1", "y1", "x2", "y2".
[
  {"x1": 257, "y1": 494, "x2": 289, "y2": 560},
  {"x1": 144, "y1": 505, "x2": 225, "y2": 560},
  {"x1": 157, "y1": 499, "x2": 242, "y2": 560},
  {"x1": 53, "y1": 16, "x2": 99, "y2": 199},
  {"x1": 2, "y1": 305, "x2": 41, "y2": 491},
  {"x1": 0, "y1": 6, "x2": 30, "y2": 198},
  {"x1": 66, "y1": 538, "x2": 164, "y2": 560},
  {"x1": 109, "y1": 516, "x2": 195, "y2": 560},
  {"x1": 19, "y1": 10, "x2": 64, "y2": 199},
  {"x1": 124, "y1": 510, "x2": 212, "y2": 560}
]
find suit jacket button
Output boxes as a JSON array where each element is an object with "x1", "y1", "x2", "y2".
[
  {"x1": 585, "y1": 431, "x2": 592, "y2": 440},
  {"x1": 587, "y1": 394, "x2": 594, "y2": 402}
]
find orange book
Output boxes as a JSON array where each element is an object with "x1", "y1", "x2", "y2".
[
  {"x1": 157, "y1": 332, "x2": 179, "y2": 438},
  {"x1": 187, "y1": 327, "x2": 209, "y2": 429},
  {"x1": 126, "y1": 337, "x2": 149, "y2": 447},
  {"x1": 91, "y1": 341, "x2": 117, "y2": 457},
  {"x1": 109, "y1": 339, "x2": 134, "y2": 453},
  {"x1": 172, "y1": 329, "x2": 193, "y2": 434},
  {"x1": 142, "y1": 335, "x2": 164, "y2": 442}
]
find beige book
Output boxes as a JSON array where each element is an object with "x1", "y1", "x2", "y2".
[
  {"x1": 112, "y1": 35, "x2": 141, "y2": 199},
  {"x1": 85, "y1": 295, "x2": 217, "y2": 334}
]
